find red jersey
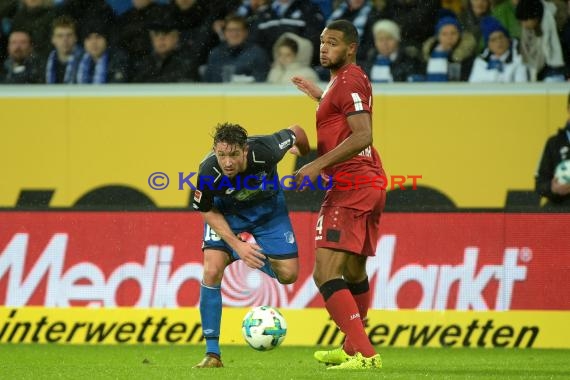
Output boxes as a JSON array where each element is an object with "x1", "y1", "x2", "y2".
[{"x1": 316, "y1": 63, "x2": 385, "y2": 190}]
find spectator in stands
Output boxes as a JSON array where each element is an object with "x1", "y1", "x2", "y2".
[
  {"x1": 1, "y1": 29, "x2": 42, "y2": 83},
  {"x1": 11, "y1": 0, "x2": 56, "y2": 59},
  {"x1": 267, "y1": 32, "x2": 318, "y2": 83},
  {"x1": 167, "y1": 0, "x2": 211, "y2": 79},
  {"x1": 132, "y1": 17, "x2": 196, "y2": 82},
  {"x1": 56, "y1": 0, "x2": 116, "y2": 41},
  {"x1": 535, "y1": 92, "x2": 570, "y2": 208},
  {"x1": 204, "y1": 15, "x2": 269, "y2": 83},
  {"x1": 249, "y1": 0, "x2": 324, "y2": 65},
  {"x1": 327, "y1": 0, "x2": 373, "y2": 44},
  {"x1": 459, "y1": 0, "x2": 492, "y2": 52},
  {"x1": 0, "y1": 0, "x2": 18, "y2": 62},
  {"x1": 492, "y1": 0, "x2": 521, "y2": 39},
  {"x1": 516, "y1": 0, "x2": 566, "y2": 81},
  {"x1": 76, "y1": 22, "x2": 128, "y2": 83},
  {"x1": 115, "y1": 0, "x2": 163, "y2": 65},
  {"x1": 236, "y1": 0, "x2": 271, "y2": 20},
  {"x1": 423, "y1": 15, "x2": 477, "y2": 81},
  {"x1": 45, "y1": 15, "x2": 82, "y2": 84},
  {"x1": 363, "y1": 19, "x2": 424, "y2": 82},
  {"x1": 312, "y1": 0, "x2": 333, "y2": 19},
  {"x1": 469, "y1": 16, "x2": 528, "y2": 81},
  {"x1": 364, "y1": 0, "x2": 442, "y2": 58}
]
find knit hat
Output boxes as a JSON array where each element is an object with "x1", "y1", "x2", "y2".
[
  {"x1": 480, "y1": 16, "x2": 509, "y2": 47},
  {"x1": 515, "y1": 0, "x2": 544, "y2": 21},
  {"x1": 435, "y1": 16, "x2": 462, "y2": 36},
  {"x1": 372, "y1": 20, "x2": 401, "y2": 41}
]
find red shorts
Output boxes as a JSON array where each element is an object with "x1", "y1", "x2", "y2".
[{"x1": 315, "y1": 187, "x2": 386, "y2": 256}]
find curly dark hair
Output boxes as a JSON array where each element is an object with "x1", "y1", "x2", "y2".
[{"x1": 212, "y1": 122, "x2": 248, "y2": 149}]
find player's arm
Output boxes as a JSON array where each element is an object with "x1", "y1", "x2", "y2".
[
  {"x1": 291, "y1": 76, "x2": 323, "y2": 102},
  {"x1": 257, "y1": 127, "x2": 310, "y2": 166},
  {"x1": 294, "y1": 113, "x2": 371, "y2": 185},
  {"x1": 288, "y1": 125, "x2": 310, "y2": 156},
  {"x1": 201, "y1": 209, "x2": 266, "y2": 269}
]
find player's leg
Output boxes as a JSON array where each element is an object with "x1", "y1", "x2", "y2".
[
  {"x1": 194, "y1": 222, "x2": 232, "y2": 369},
  {"x1": 267, "y1": 257, "x2": 298, "y2": 284},
  {"x1": 251, "y1": 194, "x2": 299, "y2": 284},
  {"x1": 327, "y1": 190, "x2": 385, "y2": 370},
  {"x1": 313, "y1": 247, "x2": 376, "y2": 358},
  {"x1": 340, "y1": 255, "x2": 369, "y2": 355},
  {"x1": 312, "y1": 197, "x2": 382, "y2": 369}
]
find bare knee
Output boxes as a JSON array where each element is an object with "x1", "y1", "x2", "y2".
[
  {"x1": 202, "y1": 259, "x2": 227, "y2": 286},
  {"x1": 202, "y1": 266, "x2": 224, "y2": 286},
  {"x1": 277, "y1": 270, "x2": 297, "y2": 284},
  {"x1": 271, "y1": 258, "x2": 298, "y2": 284}
]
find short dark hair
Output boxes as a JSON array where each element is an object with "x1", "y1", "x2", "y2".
[
  {"x1": 52, "y1": 15, "x2": 77, "y2": 35},
  {"x1": 224, "y1": 15, "x2": 248, "y2": 31},
  {"x1": 213, "y1": 122, "x2": 248, "y2": 149},
  {"x1": 277, "y1": 37, "x2": 298, "y2": 55},
  {"x1": 326, "y1": 19, "x2": 359, "y2": 46}
]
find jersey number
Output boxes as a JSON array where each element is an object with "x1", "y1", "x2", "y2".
[
  {"x1": 204, "y1": 224, "x2": 221, "y2": 241},
  {"x1": 315, "y1": 215, "x2": 324, "y2": 240}
]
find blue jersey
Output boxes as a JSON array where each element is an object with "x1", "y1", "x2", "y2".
[{"x1": 192, "y1": 129, "x2": 296, "y2": 223}]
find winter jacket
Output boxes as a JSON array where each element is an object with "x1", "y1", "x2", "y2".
[
  {"x1": 267, "y1": 32, "x2": 318, "y2": 84},
  {"x1": 204, "y1": 41, "x2": 270, "y2": 83},
  {"x1": 363, "y1": 47, "x2": 424, "y2": 82},
  {"x1": 422, "y1": 32, "x2": 477, "y2": 81},
  {"x1": 469, "y1": 40, "x2": 528, "y2": 82},
  {"x1": 1, "y1": 55, "x2": 43, "y2": 84}
]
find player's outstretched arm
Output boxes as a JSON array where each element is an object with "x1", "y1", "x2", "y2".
[
  {"x1": 201, "y1": 209, "x2": 266, "y2": 269},
  {"x1": 288, "y1": 124, "x2": 310, "y2": 156},
  {"x1": 291, "y1": 76, "x2": 323, "y2": 102}
]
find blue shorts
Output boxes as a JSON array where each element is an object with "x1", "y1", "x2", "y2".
[{"x1": 202, "y1": 193, "x2": 298, "y2": 260}]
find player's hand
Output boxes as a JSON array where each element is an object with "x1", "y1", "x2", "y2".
[
  {"x1": 291, "y1": 76, "x2": 323, "y2": 102},
  {"x1": 294, "y1": 162, "x2": 321, "y2": 192},
  {"x1": 551, "y1": 177, "x2": 570, "y2": 195},
  {"x1": 235, "y1": 240, "x2": 266, "y2": 269}
]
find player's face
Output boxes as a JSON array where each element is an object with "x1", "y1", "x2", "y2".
[
  {"x1": 319, "y1": 28, "x2": 356, "y2": 71},
  {"x1": 214, "y1": 143, "x2": 248, "y2": 178}
]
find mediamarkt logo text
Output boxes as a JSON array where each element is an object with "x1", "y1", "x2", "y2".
[{"x1": 0, "y1": 233, "x2": 527, "y2": 310}]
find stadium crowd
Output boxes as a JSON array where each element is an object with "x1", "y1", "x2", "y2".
[{"x1": 0, "y1": 0, "x2": 569, "y2": 84}]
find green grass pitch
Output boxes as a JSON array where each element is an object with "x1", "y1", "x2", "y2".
[{"x1": 0, "y1": 344, "x2": 568, "y2": 379}]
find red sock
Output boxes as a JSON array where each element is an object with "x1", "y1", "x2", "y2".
[
  {"x1": 343, "y1": 289, "x2": 371, "y2": 355},
  {"x1": 325, "y1": 289, "x2": 375, "y2": 357}
]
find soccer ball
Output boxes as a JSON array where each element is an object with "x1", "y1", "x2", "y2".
[
  {"x1": 241, "y1": 306, "x2": 287, "y2": 351},
  {"x1": 555, "y1": 159, "x2": 570, "y2": 184}
]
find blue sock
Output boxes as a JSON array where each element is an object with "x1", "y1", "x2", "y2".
[
  {"x1": 199, "y1": 282, "x2": 222, "y2": 356},
  {"x1": 258, "y1": 258, "x2": 277, "y2": 279}
]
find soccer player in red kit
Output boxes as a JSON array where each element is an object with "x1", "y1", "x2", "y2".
[{"x1": 292, "y1": 19, "x2": 385, "y2": 370}]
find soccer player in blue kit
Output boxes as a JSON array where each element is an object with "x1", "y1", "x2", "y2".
[{"x1": 191, "y1": 122, "x2": 309, "y2": 368}]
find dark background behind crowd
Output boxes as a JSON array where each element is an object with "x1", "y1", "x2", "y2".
[{"x1": 0, "y1": 0, "x2": 569, "y2": 84}]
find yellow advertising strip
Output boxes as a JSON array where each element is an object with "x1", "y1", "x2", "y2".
[
  {"x1": 0, "y1": 307, "x2": 568, "y2": 349},
  {"x1": 1, "y1": 84, "x2": 568, "y2": 208}
]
